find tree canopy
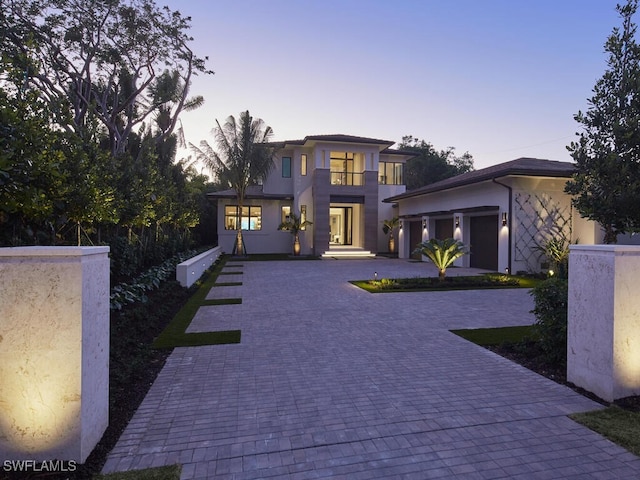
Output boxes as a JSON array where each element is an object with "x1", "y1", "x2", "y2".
[
  {"x1": 399, "y1": 136, "x2": 474, "y2": 190},
  {"x1": 565, "y1": 0, "x2": 640, "y2": 243}
]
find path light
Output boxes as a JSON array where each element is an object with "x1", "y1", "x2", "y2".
[
  {"x1": 374, "y1": 271, "x2": 378, "y2": 280},
  {"x1": 505, "y1": 267, "x2": 510, "y2": 275},
  {"x1": 548, "y1": 269, "x2": 555, "y2": 277}
]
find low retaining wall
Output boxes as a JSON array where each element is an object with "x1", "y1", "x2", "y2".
[
  {"x1": 176, "y1": 246, "x2": 222, "y2": 288},
  {"x1": 568, "y1": 245, "x2": 640, "y2": 402}
]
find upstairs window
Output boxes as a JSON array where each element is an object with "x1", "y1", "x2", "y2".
[
  {"x1": 301, "y1": 154, "x2": 307, "y2": 176},
  {"x1": 282, "y1": 157, "x2": 291, "y2": 178},
  {"x1": 379, "y1": 162, "x2": 404, "y2": 185}
]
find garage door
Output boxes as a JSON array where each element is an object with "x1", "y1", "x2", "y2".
[
  {"x1": 435, "y1": 218, "x2": 454, "y2": 240},
  {"x1": 470, "y1": 215, "x2": 498, "y2": 271},
  {"x1": 409, "y1": 220, "x2": 423, "y2": 259}
]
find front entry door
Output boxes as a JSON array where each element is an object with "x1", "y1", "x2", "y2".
[{"x1": 329, "y1": 207, "x2": 352, "y2": 245}]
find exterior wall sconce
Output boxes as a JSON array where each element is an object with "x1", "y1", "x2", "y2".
[
  {"x1": 422, "y1": 219, "x2": 427, "y2": 229},
  {"x1": 502, "y1": 212, "x2": 508, "y2": 227},
  {"x1": 455, "y1": 216, "x2": 460, "y2": 228}
]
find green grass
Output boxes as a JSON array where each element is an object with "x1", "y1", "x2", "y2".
[
  {"x1": 233, "y1": 253, "x2": 319, "y2": 261},
  {"x1": 94, "y1": 465, "x2": 180, "y2": 479},
  {"x1": 351, "y1": 273, "x2": 541, "y2": 293},
  {"x1": 571, "y1": 406, "x2": 640, "y2": 457},
  {"x1": 152, "y1": 257, "x2": 242, "y2": 349},
  {"x1": 450, "y1": 325, "x2": 537, "y2": 346}
]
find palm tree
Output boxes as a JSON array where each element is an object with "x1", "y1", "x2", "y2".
[
  {"x1": 191, "y1": 110, "x2": 276, "y2": 255},
  {"x1": 413, "y1": 238, "x2": 468, "y2": 280},
  {"x1": 278, "y1": 212, "x2": 313, "y2": 255},
  {"x1": 382, "y1": 217, "x2": 400, "y2": 253}
]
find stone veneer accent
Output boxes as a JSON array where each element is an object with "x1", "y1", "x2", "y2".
[
  {"x1": 0, "y1": 246, "x2": 110, "y2": 462},
  {"x1": 567, "y1": 245, "x2": 640, "y2": 402}
]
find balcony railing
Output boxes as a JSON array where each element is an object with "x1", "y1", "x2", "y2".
[{"x1": 330, "y1": 171, "x2": 364, "y2": 186}]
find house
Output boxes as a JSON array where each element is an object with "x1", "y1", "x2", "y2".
[
  {"x1": 383, "y1": 157, "x2": 604, "y2": 274},
  {"x1": 208, "y1": 134, "x2": 415, "y2": 256}
]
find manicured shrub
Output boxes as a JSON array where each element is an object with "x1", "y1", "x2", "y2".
[{"x1": 530, "y1": 277, "x2": 568, "y2": 366}]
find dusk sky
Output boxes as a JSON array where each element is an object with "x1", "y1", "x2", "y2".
[{"x1": 165, "y1": 0, "x2": 622, "y2": 170}]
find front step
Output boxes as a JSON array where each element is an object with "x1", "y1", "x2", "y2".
[{"x1": 321, "y1": 248, "x2": 376, "y2": 259}]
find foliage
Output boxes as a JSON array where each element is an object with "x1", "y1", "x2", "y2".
[
  {"x1": 190, "y1": 110, "x2": 277, "y2": 255},
  {"x1": 278, "y1": 211, "x2": 313, "y2": 237},
  {"x1": 565, "y1": 0, "x2": 640, "y2": 244},
  {"x1": 353, "y1": 273, "x2": 537, "y2": 293},
  {"x1": 382, "y1": 216, "x2": 400, "y2": 236},
  {"x1": 110, "y1": 248, "x2": 203, "y2": 310},
  {"x1": 1, "y1": 0, "x2": 212, "y2": 156},
  {"x1": 399, "y1": 136, "x2": 474, "y2": 190},
  {"x1": 413, "y1": 237, "x2": 468, "y2": 280},
  {"x1": 530, "y1": 277, "x2": 568, "y2": 366},
  {"x1": 535, "y1": 236, "x2": 571, "y2": 278}
]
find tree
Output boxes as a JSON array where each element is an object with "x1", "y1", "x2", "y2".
[
  {"x1": 278, "y1": 211, "x2": 312, "y2": 256},
  {"x1": 190, "y1": 111, "x2": 277, "y2": 255},
  {"x1": 1, "y1": 0, "x2": 212, "y2": 156},
  {"x1": 413, "y1": 238, "x2": 468, "y2": 280},
  {"x1": 565, "y1": 0, "x2": 640, "y2": 244},
  {"x1": 382, "y1": 216, "x2": 400, "y2": 253},
  {"x1": 399, "y1": 136, "x2": 474, "y2": 190}
]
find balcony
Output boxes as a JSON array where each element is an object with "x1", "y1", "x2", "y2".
[{"x1": 330, "y1": 171, "x2": 364, "y2": 186}]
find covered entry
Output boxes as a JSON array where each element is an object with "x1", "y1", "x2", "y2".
[{"x1": 469, "y1": 215, "x2": 498, "y2": 270}]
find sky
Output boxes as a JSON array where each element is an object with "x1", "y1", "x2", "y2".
[{"x1": 164, "y1": 0, "x2": 623, "y2": 171}]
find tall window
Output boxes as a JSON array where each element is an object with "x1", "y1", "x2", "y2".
[
  {"x1": 282, "y1": 157, "x2": 291, "y2": 178},
  {"x1": 300, "y1": 205, "x2": 307, "y2": 230},
  {"x1": 225, "y1": 206, "x2": 262, "y2": 230},
  {"x1": 379, "y1": 162, "x2": 404, "y2": 185},
  {"x1": 281, "y1": 205, "x2": 291, "y2": 224},
  {"x1": 301, "y1": 154, "x2": 307, "y2": 176}
]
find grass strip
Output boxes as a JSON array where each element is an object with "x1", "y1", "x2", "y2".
[
  {"x1": 571, "y1": 406, "x2": 640, "y2": 456},
  {"x1": 351, "y1": 274, "x2": 541, "y2": 293},
  {"x1": 214, "y1": 281, "x2": 243, "y2": 287},
  {"x1": 219, "y1": 271, "x2": 243, "y2": 275},
  {"x1": 153, "y1": 257, "x2": 242, "y2": 349},
  {"x1": 95, "y1": 464, "x2": 181, "y2": 479},
  {"x1": 201, "y1": 298, "x2": 242, "y2": 306},
  {"x1": 450, "y1": 325, "x2": 536, "y2": 346}
]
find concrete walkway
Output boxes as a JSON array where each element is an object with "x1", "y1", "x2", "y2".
[{"x1": 102, "y1": 259, "x2": 640, "y2": 479}]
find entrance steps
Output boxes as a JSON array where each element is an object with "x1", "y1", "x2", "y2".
[{"x1": 321, "y1": 247, "x2": 376, "y2": 259}]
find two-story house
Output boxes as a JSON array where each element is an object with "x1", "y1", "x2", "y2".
[{"x1": 209, "y1": 134, "x2": 414, "y2": 256}]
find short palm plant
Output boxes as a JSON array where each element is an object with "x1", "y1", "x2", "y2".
[
  {"x1": 413, "y1": 238, "x2": 468, "y2": 280},
  {"x1": 382, "y1": 217, "x2": 400, "y2": 253},
  {"x1": 278, "y1": 212, "x2": 313, "y2": 256}
]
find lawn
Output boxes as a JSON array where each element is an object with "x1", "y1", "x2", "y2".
[{"x1": 351, "y1": 273, "x2": 541, "y2": 293}]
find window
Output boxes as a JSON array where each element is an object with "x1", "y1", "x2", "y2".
[
  {"x1": 281, "y1": 205, "x2": 291, "y2": 224},
  {"x1": 301, "y1": 154, "x2": 307, "y2": 176},
  {"x1": 379, "y1": 162, "x2": 404, "y2": 185},
  {"x1": 282, "y1": 157, "x2": 291, "y2": 178},
  {"x1": 225, "y1": 206, "x2": 262, "y2": 230},
  {"x1": 300, "y1": 205, "x2": 307, "y2": 230}
]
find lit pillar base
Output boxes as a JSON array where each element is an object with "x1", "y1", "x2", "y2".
[
  {"x1": 568, "y1": 245, "x2": 640, "y2": 402},
  {"x1": 0, "y1": 246, "x2": 109, "y2": 463}
]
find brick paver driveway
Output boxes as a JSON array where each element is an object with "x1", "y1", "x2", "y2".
[{"x1": 103, "y1": 258, "x2": 640, "y2": 479}]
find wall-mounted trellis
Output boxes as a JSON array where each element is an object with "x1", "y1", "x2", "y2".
[{"x1": 514, "y1": 192, "x2": 573, "y2": 272}]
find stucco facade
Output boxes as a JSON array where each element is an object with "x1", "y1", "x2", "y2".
[
  {"x1": 385, "y1": 158, "x2": 602, "y2": 274},
  {"x1": 209, "y1": 135, "x2": 412, "y2": 256}
]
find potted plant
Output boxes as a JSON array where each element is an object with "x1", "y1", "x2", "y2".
[
  {"x1": 278, "y1": 212, "x2": 313, "y2": 256},
  {"x1": 382, "y1": 217, "x2": 400, "y2": 253}
]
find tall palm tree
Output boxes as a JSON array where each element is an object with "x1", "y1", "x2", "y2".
[{"x1": 191, "y1": 110, "x2": 276, "y2": 255}]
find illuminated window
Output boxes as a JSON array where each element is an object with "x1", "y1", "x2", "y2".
[
  {"x1": 301, "y1": 154, "x2": 307, "y2": 176},
  {"x1": 225, "y1": 206, "x2": 262, "y2": 230},
  {"x1": 378, "y1": 162, "x2": 404, "y2": 185},
  {"x1": 300, "y1": 205, "x2": 307, "y2": 230},
  {"x1": 281, "y1": 205, "x2": 291, "y2": 224},
  {"x1": 282, "y1": 157, "x2": 291, "y2": 178}
]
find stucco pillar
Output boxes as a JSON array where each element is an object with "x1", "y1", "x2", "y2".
[
  {"x1": 0, "y1": 246, "x2": 110, "y2": 463},
  {"x1": 567, "y1": 245, "x2": 640, "y2": 402}
]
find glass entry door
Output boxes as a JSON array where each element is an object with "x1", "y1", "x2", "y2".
[{"x1": 329, "y1": 207, "x2": 352, "y2": 245}]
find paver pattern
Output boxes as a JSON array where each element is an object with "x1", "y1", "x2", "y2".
[{"x1": 103, "y1": 259, "x2": 640, "y2": 479}]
